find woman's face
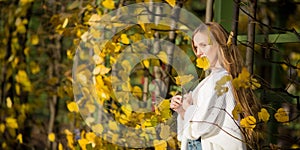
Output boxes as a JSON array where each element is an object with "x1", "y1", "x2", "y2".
[{"x1": 193, "y1": 31, "x2": 219, "y2": 67}]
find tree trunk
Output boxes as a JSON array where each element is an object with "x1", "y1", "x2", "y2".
[
  {"x1": 205, "y1": 0, "x2": 214, "y2": 22},
  {"x1": 245, "y1": 0, "x2": 257, "y2": 74},
  {"x1": 232, "y1": 0, "x2": 240, "y2": 46}
]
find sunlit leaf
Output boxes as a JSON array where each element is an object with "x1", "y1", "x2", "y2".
[
  {"x1": 227, "y1": 31, "x2": 234, "y2": 47},
  {"x1": 119, "y1": 34, "x2": 130, "y2": 44},
  {"x1": 157, "y1": 51, "x2": 168, "y2": 64},
  {"x1": 15, "y1": 70, "x2": 31, "y2": 91},
  {"x1": 196, "y1": 56, "x2": 210, "y2": 70},
  {"x1": 48, "y1": 133, "x2": 55, "y2": 142},
  {"x1": 165, "y1": 0, "x2": 176, "y2": 7},
  {"x1": 102, "y1": 0, "x2": 115, "y2": 9},
  {"x1": 153, "y1": 140, "x2": 167, "y2": 150},
  {"x1": 5, "y1": 117, "x2": 18, "y2": 129},
  {"x1": 62, "y1": 18, "x2": 68, "y2": 28},
  {"x1": 78, "y1": 138, "x2": 88, "y2": 150},
  {"x1": 17, "y1": 133, "x2": 23, "y2": 144},
  {"x1": 92, "y1": 124, "x2": 104, "y2": 134},
  {"x1": 99, "y1": 65, "x2": 111, "y2": 75},
  {"x1": 88, "y1": 14, "x2": 101, "y2": 26},
  {"x1": 240, "y1": 116, "x2": 256, "y2": 130},
  {"x1": 0, "y1": 123, "x2": 5, "y2": 133},
  {"x1": 6, "y1": 97, "x2": 12, "y2": 108},
  {"x1": 251, "y1": 78, "x2": 261, "y2": 90},
  {"x1": 174, "y1": 74, "x2": 194, "y2": 85},
  {"x1": 15, "y1": 84, "x2": 20, "y2": 95},
  {"x1": 159, "y1": 124, "x2": 170, "y2": 140},
  {"x1": 67, "y1": 101, "x2": 79, "y2": 113},
  {"x1": 20, "y1": 0, "x2": 33, "y2": 5},
  {"x1": 108, "y1": 121, "x2": 119, "y2": 131},
  {"x1": 143, "y1": 59, "x2": 150, "y2": 68},
  {"x1": 30, "y1": 61, "x2": 40, "y2": 74},
  {"x1": 85, "y1": 132, "x2": 96, "y2": 142},
  {"x1": 64, "y1": 129, "x2": 74, "y2": 149},
  {"x1": 258, "y1": 108, "x2": 270, "y2": 123},
  {"x1": 274, "y1": 108, "x2": 289, "y2": 124},
  {"x1": 215, "y1": 75, "x2": 232, "y2": 96},
  {"x1": 232, "y1": 103, "x2": 242, "y2": 120},
  {"x1": 131, "y1": 86, "x2": 143, "y2": 99},
  {"x1": 58, "y1": 143, "x2": 63, "y2": 150},
  {"x1": 31, "y1": 35, "x2": 39, "y2": 45},
  {"x1": 121, "y1": 104, "x2": 132, "y2": 117},
  {"x1": 93, "y1": 55, "x2": 104, "y2": 65}
]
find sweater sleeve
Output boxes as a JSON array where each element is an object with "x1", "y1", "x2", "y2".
[{"x1": 182, "y1": 76, "x2": 228, "y2": 140}]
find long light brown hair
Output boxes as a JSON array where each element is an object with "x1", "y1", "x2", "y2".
[{"x1": 192, "y1": 22, "x2": 261, "y2": 147}]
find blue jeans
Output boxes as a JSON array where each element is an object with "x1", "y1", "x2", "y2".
[{"x1": 187, "y1": 138, "x2": 202, "y2": 150}]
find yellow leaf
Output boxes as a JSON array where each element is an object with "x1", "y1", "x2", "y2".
[
  {"x1": 48, "y1": 133, "x2": 55, "y2": 142},
  {"x1": 24, "y1": 47, "x2": 30, "y2": 56},
  {"x1": 121, "y1": 60, "x2": 131, "y2": 71},
  {"x1": 120, "y1": 34, "x2": 130, "y2": 44},
  {"x1": 108, "y1": 121, "x2": 119, "y2": 131},
  {"x1": 157, "y1": 51, "x2": 168, "y2": 64},
  {"x1": 6, "y1": 97, "x2": 12, "y2": 108},
  {"x1": 121, "y1": 104, "x2": 132, "y2": 117},
  {"x1": 30, "y1": 61, "x2": 40, "y2": 74},
  {"x1": 93, "y1": 65, "x2": 110, "y2": 75},
  {"x1": 0, "y1": 123, "x2": 5, "y2": 133},
  {"x1": 88, "y1": 14, "x2": 101, "y2": 26},
  {"x1": 240, "y1": 116, "x2": 256, "y2": 130},
  {"x1": 31, "y1": 35, "x2": 39, "y2": 45},
  {"x1": 251, "y1": 78, "x2": 261, "y2": 90},
  {"x1": 15, "y1": 70, "x2": 31, "y2": 91},
  {"x1": 274, "y1": 108, "x2": 289, "y2": 124},
  {"x1": 174, "y1": 74, "x2": 194, "y2": 85},
  {"x1": 64, "y1": 129, "x2": 74, "y2": 149},
  {"x1": 20, "y1": 0, "x2": 33, "y2": 4},
  {"x1": 227, "y1": 31, "x2": 234, "y2": 47},
  {"x1": 78, "y1": 139, "x2": 88, "y2": 150},
  {"x1": 165, "y1": 0, "x2": 176, "y2": 7},
  {"x1": 17, "y1": 133, "x2": 23, "y2": 144},
  {"x1": 58, "y1": 143, "x2": 63, "y2": 150},
  {"x1": 131, "y1": 86, "x2": 143, "y2": 99},
  {"x1": 258, "y1": 108, "x2": 270, "y2": 123},
  {"x1": 102, "y1": 0, "x2": 115, "y2": 9},
  {"x1": 143, "y1": 59, "x2": 150, "y2": 68},
  {"x1": 232, "y1": 103, "x2": 242, "y2": 120},
  {"x1": 86, "y1": 103, "x2": 96, "y2": 113},
  {"x1": 169, "y1": 91, "x2": 177, "y2": 96},
  {"x1": 2, "y1": 142, "x2": 7, "y2": 149},
  {"x1": 92, "y1": 124, "x2": 104, "y2": 134},
  {"x1": 67, "y1": 101, "x2": 79, "y2": 113},
  {"x1": 153, "y1": 140, "x2": 167, "y2": 150},
  {"x1": 15, "y1": 84, "x2": 20, "y2": 95},
  {"x1": 6, "y1": 117, "x2": 18, "y2": 129},
  {"x1": 158, "y1": 99, "x2": 170, "y2": 110},
  {"x1": 85, "y1": 132, "x2": 96, "y2": 142},
  {"x1": 159, "y1": 124, "x2": 170, "y2": 140},
  {"x1": 62, "y1": 18, "x2": 69, "y2": 28},
  {"x1": 196, "y1": 56, "x2": 210, "y2": 70},
  {"x1": 93, "y1": 55, "x2": 104, "y2": 65},
  {"x1": 215, "y1": 75, "x2": 232, "y2": 96}
]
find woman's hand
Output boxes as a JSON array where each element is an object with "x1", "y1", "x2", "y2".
[{"x1": 170, "y1": 95, "x2": 183, "y2": 112}]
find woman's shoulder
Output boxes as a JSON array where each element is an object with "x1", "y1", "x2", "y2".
[{"x1": 209, "y1": 67, "x2": 229, "y2": 79}]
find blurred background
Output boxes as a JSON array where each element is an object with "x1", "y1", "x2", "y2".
[{"x1": 0, "y1": 0, "x2": 299, "y2": 149}]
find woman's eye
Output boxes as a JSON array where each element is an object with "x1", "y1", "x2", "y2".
[{"x1": 199, "y1": 43, "x2": 206, "y2": 47}]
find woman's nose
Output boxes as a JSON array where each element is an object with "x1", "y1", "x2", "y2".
[{"x1": 196, "y1": 48, "x2": 203, "y2": 57}]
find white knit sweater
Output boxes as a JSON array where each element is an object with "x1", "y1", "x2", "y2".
[{"x1": 177, "y1": 68, "x2": 246, "y2": 150}]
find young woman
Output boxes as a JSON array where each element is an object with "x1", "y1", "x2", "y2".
[{"x1": 170, "y1": 22, "x2": 259, "y2": 150}]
